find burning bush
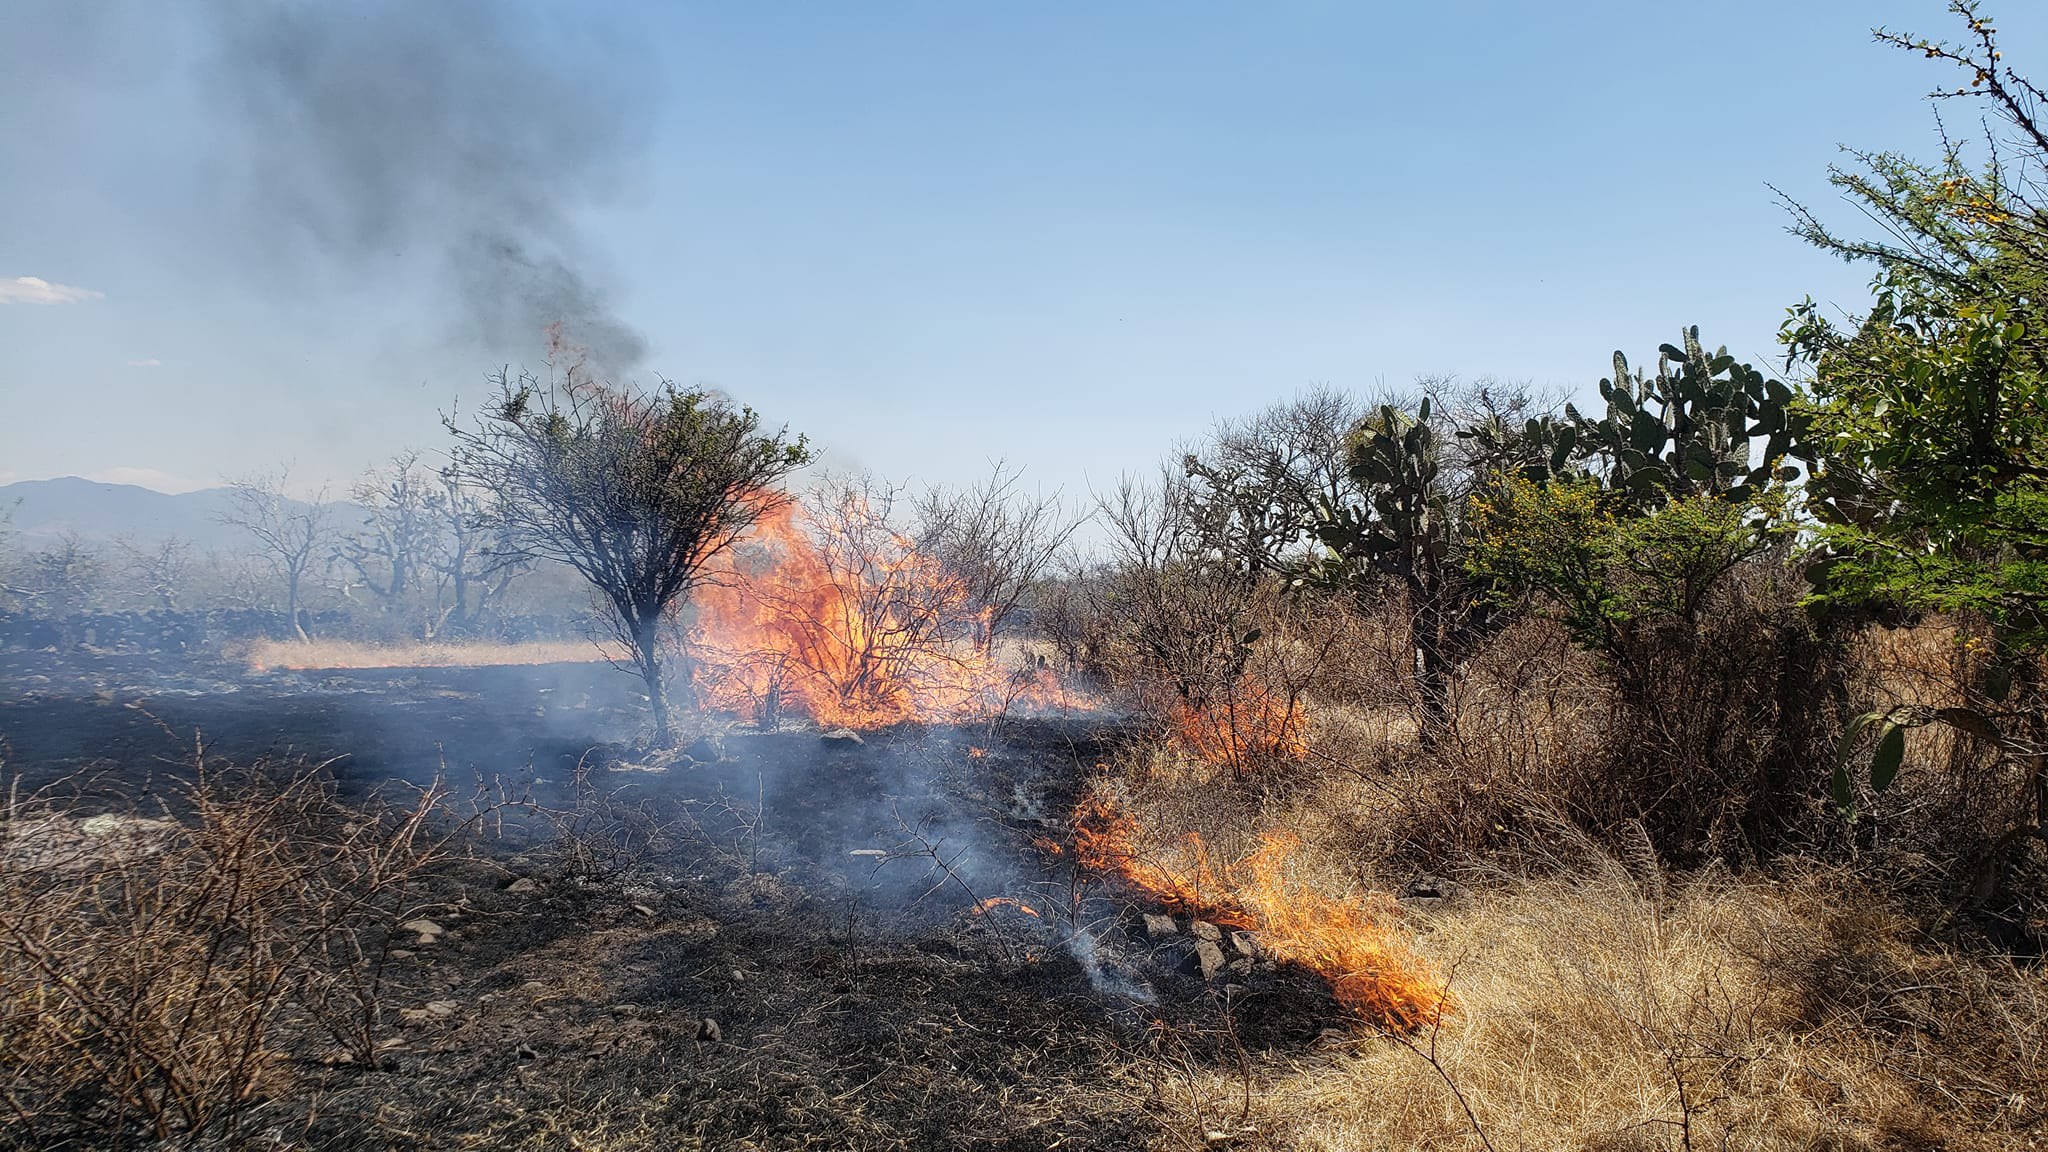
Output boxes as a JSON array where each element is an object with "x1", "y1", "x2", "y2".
[
  {"x1": 690, "y1": 477, "x2": 1086, "y2": 728},
  {"x1": 1170, "y1": 677, "x2": 1312, "y2": 775}
]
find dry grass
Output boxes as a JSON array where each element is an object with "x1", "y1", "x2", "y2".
[
  {"x1": 0, "y1": 756, "x2": 463, "y2": 1148},
  {"x1": 1095, "y1": 610, "x2": 2048, "y2": 1152},
  {"x1": 239, "y1": 636, "x2": 624, "y2": 670},
  {"x1": 1099, "y1": 755, "x2": 2048, "y2": 1151},
  {"x1": 1226, "y1": 860, "x2": 2045, "y2": 1151}
]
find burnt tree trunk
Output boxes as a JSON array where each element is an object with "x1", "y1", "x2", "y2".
[{"x1": 628, "y1": 612, "x2": 674, "y2": 747}]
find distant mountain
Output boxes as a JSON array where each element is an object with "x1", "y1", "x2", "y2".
[{"x1": 0, "y1": 477, "x2": 355, "y2": 552}]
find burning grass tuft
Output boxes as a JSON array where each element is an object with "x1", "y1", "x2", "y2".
[
  {"x1": 1169, "y1": 678, "x2": 1313, "y2": 775},
  {"x1": 1074, "y1": 790, "x2": 1449, "y2": 1032}
]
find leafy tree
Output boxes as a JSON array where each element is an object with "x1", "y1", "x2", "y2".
[
  {"x1": 1286, "y1": 383, "x2": 1556, "y2": 725},
  {"x1": 448, "y1": 370, "x2": 811, "y2": 745},
  {"x1": 1291, "y1": 401, "x2": 1462, "y2": 726},
  {"x1": 1458, "y1": 332, "x2": 1821, "y2": 860},
  {"x1": 1479, "y1": 326, "x2": 1806, "y2": 506},
  {"x1": 1781, "y1": 1, "x2": 2048, "y2": 843},
  {"x1": 1466, "y1": 477, "x2": 1785, "y2": 661}
]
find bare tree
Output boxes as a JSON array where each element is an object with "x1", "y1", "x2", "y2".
[
  {"x1": 448, "y1": 369, "x2": 811, "y2": 745},
  {"x1": 1184, "y1": 386, "x2": 1367, "y2": 574},
  {"x1": 338, "y1": 451, "x2": 437, "y2": 613},
  {"x1": 219, "y1": 470, "x2": 331, "y2": 641},
  {"x1": 15, "y1": 533, "x2": 105, "y2": 619},
  {"x1": 113, "y1": 535, "x2": 193, "y2": 612},
  {"x1": 913, "y1": 461, "x2": 1083, "y2": 654},
  {"x1": 428, "y1": 477, "x2": 532, "y2": 637},
  {"x1": 0, "y1": 501, "x2": 29, "y2": 609},
  {"x1": 339, "y1": 451, "x2": 534, "y2": 639},
  {"x1": 1095, "y1": 468, "x2": 1265, "y2": 712}
]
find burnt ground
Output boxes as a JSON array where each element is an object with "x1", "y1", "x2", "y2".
[{"x1": 0, "y1": 650, "x2": 1357, "y2": 1151}]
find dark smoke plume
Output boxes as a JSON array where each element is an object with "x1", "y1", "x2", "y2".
[{"x1": 203, "y1": 0, "x2": 652, "y2": 378}]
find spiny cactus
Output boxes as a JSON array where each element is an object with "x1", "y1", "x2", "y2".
[
  {"x1": 1456, "y1": 409, "x2": 1582, "y2": 486},
  {"x1": 1530, "y1": 327, "x2": 1803, "y2": 506},
  {"x1": 1297, "y1": 399, "x2": 1449, "y2": 593}
]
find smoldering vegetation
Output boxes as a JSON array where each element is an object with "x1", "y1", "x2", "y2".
[
  {"x1": 5, "y1": 370, "x2": 2044, "y2": 1149},
  {"x1": 6, "y1": 4, "x2": 2048, "y2": 1151}
]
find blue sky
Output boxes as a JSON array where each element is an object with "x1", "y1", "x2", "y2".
[{"x1": 2, "y1": 2, "x2": 2033, "y2": 503}]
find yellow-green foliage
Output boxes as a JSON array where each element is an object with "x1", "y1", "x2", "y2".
[{"x1": 1467, "y1": 476, "x2": 1783, "y2": 656}]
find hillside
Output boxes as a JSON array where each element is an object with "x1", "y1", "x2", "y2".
[{"x1": 0, "y1": 477, "x2": 352, "y2": 551}]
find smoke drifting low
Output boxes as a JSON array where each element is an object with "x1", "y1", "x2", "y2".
[{"x1": 204, "y1": 0, "x2": 652, "y2": 378}]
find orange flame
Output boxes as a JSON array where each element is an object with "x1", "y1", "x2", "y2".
[
  {"x1": 1171, "y1": 679, "x2": 1311, "y2": 773},
  {"x1": 971, "y1": 896, "x2": 1041, "y2": 917},
  {"x1": 691, "y1": 497, "x2": 1090, "y2": 729},
  {"x1": 1073, "y1": 793, "x2": 1449, "y2": 1030}
]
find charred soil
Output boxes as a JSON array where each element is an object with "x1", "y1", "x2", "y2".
[{"x1": 0, "y1": 652, "x2": 1370, "y2": 1150}]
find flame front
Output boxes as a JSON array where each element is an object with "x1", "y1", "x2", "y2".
[
  {"x1": 691, "y1": 495, "x2": 1086, "y2": 729},
  {"x1": 1074, "y1": 793, "x2": 1449, "y2": 1031},
  {"x1": 1170, "y1": 679, "x2": 1311, "y2": 772}
]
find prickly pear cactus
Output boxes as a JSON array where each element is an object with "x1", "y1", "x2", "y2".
[
  {"x1": 1541, "y1": 327, "x2": 1802, "y2": 506},
  {"x1": 1298, "y1": 399, "x2": 1449, "y2": 592}
]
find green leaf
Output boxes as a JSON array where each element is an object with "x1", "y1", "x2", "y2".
[
  {"x1": 1831, "y1": 761, "x2": 1857, "y2": 821},
  {"x1": 1934, "y1": 706, "x2": 2002, "y2": 744},
  {"x1": 1870, "y1": 723, "x2": 1906, "y2": 792},
  {"x1": 1836, "y1": 711, "x2": 1881, "y2": 775}
]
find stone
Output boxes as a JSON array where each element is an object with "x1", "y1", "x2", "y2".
[
  {"x1": 696, "y1": 1017, "x2": 722, "y2": 1043},
  {"x1": 505, "y1": 877, "x2": 541, "y2": 894},
  {"x1": 685, "y1": 734, "x2": 725, "y2": 763},
  {"x1": 1143, "y1": 913, "x2": 1179, "y2": 939},
  {"x1": 400, "y1": 918, "x2": 445, "y2": 945},
  {"x1": 514, "y1": 1043, "x2": 539, "y2": 1062},
  {"x1": 388, "y1": 948, "x2": 415, "y2": 961},
  {"x1": 631, "y1": 902, "x2": 658, "y2": 919},
  {"x1": 1194, "y1": 940, "x2": 1227, "y2": 981},
  {"x1": 820, "y1": 727, "x2": 864, "y2": 746},
  {"x1": 1229, "y1": 931, "x2": 1262, "y2": 959},
  {"x1": 1399, "y1": 874, "x2": 1465, "y2": 904},
  {"x1": 399, "y1": 999, "x2": 460, "y2": 1025},
  {"x1": 1188, "y1": 919, "x2": 1222, "y2": 942}
]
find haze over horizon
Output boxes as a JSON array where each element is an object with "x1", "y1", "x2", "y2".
[{"x1": 5, "y1": 1, "x2": 2030, "y2": 501}]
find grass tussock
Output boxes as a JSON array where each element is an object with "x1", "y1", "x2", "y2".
[
  {"x1": 1086, "y1": 604, "x2": 2048, "y2": 1150},
  {"x1": 1239, "y1": 862, "x2": 2045, "y2": 1151}
]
